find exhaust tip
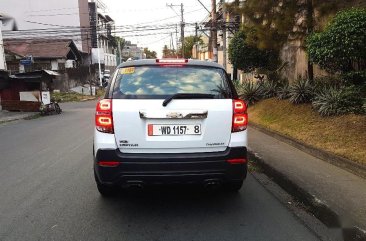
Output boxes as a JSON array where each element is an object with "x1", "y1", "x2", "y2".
[
  {"x1": 125, "y1": 181, "x2": 145, "y2": 190},
  {"x1": 203, "y1": 179, "x2": 222, "y2": 190}
]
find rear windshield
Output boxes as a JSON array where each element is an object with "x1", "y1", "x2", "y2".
[{"x1": 111, "y1": 65, "x2": 233, "y2": 99}]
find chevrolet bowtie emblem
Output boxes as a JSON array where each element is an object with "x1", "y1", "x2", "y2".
[{"x1": 166, "y1": 112, "x2": 183, "y2": 118}]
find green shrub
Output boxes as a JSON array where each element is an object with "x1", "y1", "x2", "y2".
[
  {"x1": 228, "y1": 30, "x2": 276, "y2": 72},
  {"x1": 261, "y1": 80, "x2": 279, "y2": 99},
  {"x1": 312, "y1": 86, "x2": 365, "y2": 116},
  {"x1": 341, "y1": 71, "x2": 366, "y2": 86},
  {"x1": 307, "y1": 8, "x2": 366, "y2": 73},
  {"x1": 313, "y1": 76, "x2": 344, "y2": 91},
  {"x1": 277, "y1": 83, "x2": 290, "y2": 100},
  {"x1": 236, "y1": 81, "x2": 264, "y2": 105},
  {"x1": 289, "y1": 79, "x2": 314, "y2": 104}
]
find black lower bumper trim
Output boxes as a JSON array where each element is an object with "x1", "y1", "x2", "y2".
[{"x1": 94, "y1": 147, "x2": 247, "y2": 185}]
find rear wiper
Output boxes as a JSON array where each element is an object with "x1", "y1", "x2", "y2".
[{"x1": 162, "y1": 93, "x2": 215, "y2": 107}]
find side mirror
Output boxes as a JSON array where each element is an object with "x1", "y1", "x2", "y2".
[{"x1": 102, "y1": 81, "x2": 108, "y2": 88}]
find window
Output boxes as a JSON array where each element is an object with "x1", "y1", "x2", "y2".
[{"x1": 112, "y1": 66, "x2": 232, "y2": 99}]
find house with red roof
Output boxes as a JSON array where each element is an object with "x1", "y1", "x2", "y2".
[{"x1": 3, "y1": 38, "x2": 88, "y2": 91}]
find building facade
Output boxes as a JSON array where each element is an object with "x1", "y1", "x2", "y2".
[
  {"x1": 122, "y1": 41, "x2": 145, "y2": 61},
  {"x1": 193, "y1": 1, "x2": 239, "y2": 78},
  {"x1": 0, "y1": 0, "x2": 117, "y2": 73},
  {"x1": 88, "y1": 0, "x2": 117, "y2": 71},
  {"x1": 4, "y1": 38, "x2": 86, "y2": 91}
]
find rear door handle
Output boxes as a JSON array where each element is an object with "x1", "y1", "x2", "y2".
[{"x1": 139, "y1": 111, "x2": 208, "y2": 119}]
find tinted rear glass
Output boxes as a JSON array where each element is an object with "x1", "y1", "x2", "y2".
[{"x1": 112, "y1": 66, "x2": 232, "y2": 99}]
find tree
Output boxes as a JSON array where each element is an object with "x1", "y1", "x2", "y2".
[
  {"x1": 143, "y1": 48, "x2": 157, "y2": 59},
  {"x1": 162, "y1": 45, "x2": 176, "y2": 58},
  {"x1": 228, "y1": 0, "x2": 365, "y2": 51},
  {"x1": 228, "y1": 0, "x2": 299, "y2": 51},
  {"x1": 227, "y1": 0, "x2": 366, "y2": 79},
  {"x1": 228, "y1": 30, "x2": 276, "y2": 72},
  {"x1": 307, "y1": 8, "x2": 366, "y2": 73},
  {"x1": 112, "y1": 36, "x2": 125, "y2": 64},
  {"x1": 181, "y1": 36, "x2": 202, "y2": 59}
]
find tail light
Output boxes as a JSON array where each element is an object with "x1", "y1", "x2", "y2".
[
  {"x1": 156, "y1": 59, "x2": 188, "y2": 64},
  {"x1": 95, "y1": 99, "x2": 114, "y2": 133},
  {"x1": 98, "y1": 161, "x2": 120, "y2": 167},
  {"x1": 227, "y1": 158, "x2": 247, "y2": 164},
  {"x1": 232, "y1": 99, "x2": 248, "y2": 132},
  {"x1": 156, "y1": 59, "x2": 188, "y2": 67}
]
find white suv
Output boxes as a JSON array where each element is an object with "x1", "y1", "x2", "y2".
[{"x1": 93, "y1": 59, "x2": 248, "y2": 196}]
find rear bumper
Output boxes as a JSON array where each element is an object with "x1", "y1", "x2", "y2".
[{"x1": 94, "y1": 147, "x2": 248, "y2": 186}]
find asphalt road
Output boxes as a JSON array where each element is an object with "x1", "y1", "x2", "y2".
[{"x1": 0, "y1": 101, "x2": 321, "y2": 241}]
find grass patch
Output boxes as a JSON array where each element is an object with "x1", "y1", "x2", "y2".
[
  {"x1": 248, "y1": 159, "x2": 263, "y2": 173},
  {"x1": 52, "y1": 90, "x2": 104, "y2": 103},
  {"x1": 24, "y1": 114, "x2": 41, "y2": 120},
  {"x1": 248, "y1": 98, "x2": 366, "y2": 165}
]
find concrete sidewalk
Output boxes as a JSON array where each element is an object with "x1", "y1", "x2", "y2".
[
  {"x1": 248, "y1": 126, "x2": 366, "y2": 238},
  {"x1": 0, "y1": 110, "x2": 38, "y2": 123}
]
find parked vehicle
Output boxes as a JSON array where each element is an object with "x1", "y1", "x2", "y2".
[
  {"x1": 103, "y1": 69, "x2": 110, "y2": 79},
  {"x1": 93, "y1": 59, "x2": 248, "y2": 196},
  {"x1": 39, "y1": 99, "x2": 62, "y2": 115}
]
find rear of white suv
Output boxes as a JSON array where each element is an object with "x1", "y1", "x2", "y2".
[{"x1": 93, "y1": 59, "x2": 248, "y2": 196}]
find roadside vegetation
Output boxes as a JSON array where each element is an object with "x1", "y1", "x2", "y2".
[
  {"x1": 229, "y1": 7, "x2": 366, "y2": 164},
  {"x1": 248, "y1": 98, "x2": 366, "y2": 165},
  {"x1": 52, "y1": 89, "x2": 105, "y2": 103}
]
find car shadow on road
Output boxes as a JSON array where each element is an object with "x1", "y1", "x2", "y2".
[{"x1": 94, "y1": 185, "x2": 248, "y2": 220}]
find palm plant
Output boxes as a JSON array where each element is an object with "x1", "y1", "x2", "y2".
[
  {"x1": 312, "y1": 86, "x2": 364, "y2": 116},
  {"x1": 261, "y1": 80, "x2": 279, "y2": 99},
  {"x1": 235, "y1": 81, "x2": 264, "y2": 105},
  {"x1": 289, "y1": 79, "x2": 314, "y2": 104},
  {"x1": 277, "y1": 83, "x2": 290, "y2": 100}
]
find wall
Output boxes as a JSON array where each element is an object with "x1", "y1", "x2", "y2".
[
  {"x1": 280, "y1": 40, "x2": 307, "y2": 82},
  {"x1": 278, "y1": 1, "x2": 366, "y2": 82},
  {"x1": 0, "y1": 0, "x2": 84, "y2": 51},
  {"x1": 78, "y1": 0, "x2": 91, "y2": 52},
  {"x1": 52, "y1": 66, "x2": 92, "y2": 91},
  {"x1": 279, "y1": 40, "x2": 337, "y2": 82}
]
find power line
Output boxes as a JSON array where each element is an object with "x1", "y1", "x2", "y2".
[
  {"x1": 140, "y1": 34, "x2": 171, "y2": 46},
  {"x1": 24, "y1": 7, "x2": 79, "y2": 13},
  {"x1": 166, "y1": 3, "x2": 185, "y2": 58},
  {"x1": 3, "y1": 22, "x2": 199, "y2": 35},
  {"x1": 2, "y1": 22, "x2": 223, "y2": 38}
]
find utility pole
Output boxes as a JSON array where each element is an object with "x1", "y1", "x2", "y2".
[
  {"x1": 175, "y1": 25, "x2": 179, "y2": 59},
  {"x1": 221, "y1": 0, "x2": 227, "y2": 70},
  {"x1": 87, "y1": 32, "x2": 92, "y2": 95},
  {"x1": 211, "y1": 0, "x2": 218, "y2": 62},
  {"x1": 96, "y1": 27, "x2": 102, "y2": 87},
  {"x1": 180, "y1": 3, "x2": 185, "y2": 58},
  {"x1": 170, "y1": 32, "x2": 173, "y2": 50},
  {"x1": 0, "y1": 19, "x2": 7, "y2": 70},
  {"x1": 195, "y1": 22, "x2": 199, "y2": 59},
  {"x1": 167, "y1": 3, "x2": 184, "y2": 58}
]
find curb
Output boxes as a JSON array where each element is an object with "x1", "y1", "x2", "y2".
[
  {"x1": 80, "y1": 97, "x2": 98, "y2": 102},
  {"x1": 0, "y1": 113, "x2": 39, "y2": 124},
  {"x1": 248, "y1": 151, "x2": 366, "y2": 241},
  {"x1": 249, "y1": 123, "x2": 366, "y2": 179}
]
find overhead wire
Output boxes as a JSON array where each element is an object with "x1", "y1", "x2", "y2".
[{"x1": 2, "y1": 4, "x2": 210, "y2": 51}]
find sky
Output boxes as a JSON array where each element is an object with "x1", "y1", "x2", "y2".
[{"x1": 102, "y1": 0, "x2": 213, "y2": 57}]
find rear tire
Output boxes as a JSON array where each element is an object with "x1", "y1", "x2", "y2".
[
  {"x1": 94, "y1": 171, "x2": 119, "y2": 197},
  {"x1": 55, "y1": 103, "x2": 62, "y2": 114},
  {"x1": 225, "y1": 181, "x2": 243, "y2": 192}
]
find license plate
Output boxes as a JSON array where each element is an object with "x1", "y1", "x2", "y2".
[{"x1": 148, "y1": 124, "x2": 201, "y2": 136}]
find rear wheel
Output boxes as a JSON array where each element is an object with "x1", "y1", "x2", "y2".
[
  {"x1": 55, "y1": 103, "x2": 62, "y2": 114},
  {"x1": 94, "y1": 170, "x2": 119, "y2": 197},
  {"x1": 225, "y1": 180, "x2": 243, "y2": 192}
]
